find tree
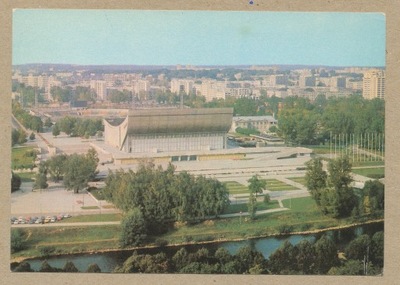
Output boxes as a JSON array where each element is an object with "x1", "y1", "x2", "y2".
[
  {"x1": 263, "y1": 193, "x2": 271, "y2": 204},
  {"x1": 11, "y1": 172, "x2": 21, "y2": 192},
  {"x1": 267, "y1": 240, "x2": 297, "y2": 274},
  {"x1": 247, "y1": 191, "x2": 257, "y2": 220},
  {"x1": 327, "y1": 156, "x2": 356, "y2": 217},
  {"x1": 120, "y1": 208, "x2": 147, "y2": 247},
  {"x1": 295, "y1": 239, "x2": 316, "y2": 274},
  {"x1": 63, "y1": 152, "x2": 97, "y2": 193},
  {"x1": 11, "y1": 229, "x2": 25, "y2": 253},
  {"x1": 44, "y1": 117, "x2": 53, "y2": 128},
  {"x1": 52, "y1": 123, "x2": 60, "y2": 137},
  {"x1": 370, "y1": 231, "x2": 384, "y2": 267},
  {"x1": 63, "y1": 261, "x2": 79, "y2": 272},
  {"x1": 345, "y1": 234, "x2": 371, "y2": 261},
  {"x1": 86, "y1": 263, "x2": 102, "y2": 273},
  {"x1": 46, "y1": 154, "x2": 67, "y2": 182},
  {"x1": 39, "y1": 260, "x2": 56, "y2": 272},
  {"x1": 248, "y1": 175, "x2": 267, "y2": 197},
  {"x1": 305, "y1": 158, "x2": 327, "y2": 205},
  {"x1": 13, "y1": 262, "x2": 34, "y2": 272},
  {"x1": 29, "y1": 132, "x2": 35, "y2": 140},
  {"x1": 33, "y1": 162, "x2": 48, "y2": 190},
  {"x1": 314, "y1": 235, "x2": 339, "y2": 274}
]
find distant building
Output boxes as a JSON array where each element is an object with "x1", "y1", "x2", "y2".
[
  {"x1": 299, "y1": 76, "x2": 316, "y2": 87},
  {"x1": 231, "y1": 116, "x2": 277, "y2": 133},
  {"x1": 362, "y1": 70, "x2": 385, "y2": 99},
  {"x1": 104, "y1": 108, "x2": 233, "y2": 153},
  {"x1": 90, "y1": 80, "x2": 107, "y2": 100},
  {"x1": 170, "y1": 79, "x2": 194, "y2": 94}
]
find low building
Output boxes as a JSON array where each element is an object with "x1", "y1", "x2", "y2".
[{"x1": 231, "y1": 116, "x2": 277, "y2": 133}]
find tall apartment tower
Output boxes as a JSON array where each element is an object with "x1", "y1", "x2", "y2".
[{"x1": 362, "y1": 70, "x2": 385, "y2": 100}]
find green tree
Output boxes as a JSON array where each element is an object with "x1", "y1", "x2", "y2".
[
  {"x1": 11, "y1": 229, "x2": 25, "y2": 253},
  {"x1": 248, "y1": 175, "x2": 266, "y2": 197},
  {"x1": 305, "y1": 158, "x2": 327, "y2": 205},
  {"x1": 38, "y1": 260, "x2": 56, "y2": 272},
  {"x1": 314, "y1": 235, "x2": 339, "y2": 274},
  {"x1": 345, "y1": 234, "x2": 371, "y2": 261},
  {"x1": 63, "y1": 151, "x2": 97, "y2": 193},
  {"x1": 33, "y1": 162, "x2": 48, "y2": 190},
  {"x1": 370, "y1": 231, "x2": 384, "y2": 267},
  {"x1": 13, "y1": 262, "x2": 34, "y2": 272},
  {"x1": 44, "y1": 117, "x2": 53, "y2": 128},
  {"x1": 86, "y1": 263, "x2": 102, "y2": 273},
  {"x1": 120, "y1": 208, "x2": 147, "y2": 247},
  {"x1": 46, "y1": 154, "x2": 67, "y2": 182},
  {"x1": 11, "y1": 172, "x2": 21, "y2": 192},
  {"x1": 52, "y1": 123, "x2": 60, "y2": 137},
  {"x1": 247, "y1": 191, "x2": 257, "y2": 220},
  {"x1": 267, "y1": 240, "x2": 297, "y2": 274},
  {"x1": 29, "y1": 132, "x2": 35, "y2": 140},
  {"x1": 295, "y1": 239, "x2": 316, "y2": 274},
  {"x1": 63, "y1": 261, "x2": 79, "y2": 272}
]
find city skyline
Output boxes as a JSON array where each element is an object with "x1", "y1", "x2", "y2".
[{"x1": 13, "y1": 10, "x2": 385, "y2": 67}]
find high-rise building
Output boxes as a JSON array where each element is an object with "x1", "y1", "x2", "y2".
[
  {"x1": 362, "y1": 70, "x2": 385, "y2": 99},
  {"x1": 90, "y1": 80, "x2": 107, "y2": 100},
  {"x1": 171, "y1": 79, "x2": 194, "y2": 94}
]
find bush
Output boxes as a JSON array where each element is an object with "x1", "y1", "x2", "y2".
[
  {"x1": 155, "y1": 238, "x2": 168, "y2": 247},
  {"x1": 278, "y1": 224, "x2": 294, "y2": 234},
  {"x1": 39, "y1": 246, "x2": 56, "y2": 257},
  {"x1": 11, "y1": 229, "x2": 25, "y2": 253}
]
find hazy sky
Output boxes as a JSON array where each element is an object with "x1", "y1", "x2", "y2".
[{"x1": 12, "y1": 10, "x2": 385, "y2": 66}]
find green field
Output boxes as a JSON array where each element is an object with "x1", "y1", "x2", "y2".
[
  {"x1": 12, "y1": 225, "x2": 121, "y2": 259},
  {"x1": 12, "y1": 146, "x2": 37, "y2": 170},
  {"x1": 282, "y1": 196, "x2": 317, "y2": 213},
  {"x1": 352, "y1": 167, "x2": 385, "y2": 179},
  {"x1": 287, "y1": 177, "x2": 307, "y2": 186},
  {"x1": 265, "y1": 179, "x2": 299, "y2": 191},
  {"x1": 222, "y1": 200, "x2": 280, "y2": 215},
  {"x1": 224, "y1": 181, "x2": 249, "y2": 195},
  {"x1": 352, "y1": 160, "x2": 385, "y2": 167},
  {"x1": 59, "y1": 213, "x2": 122, "y2": 223},
  {"x1": 16, "y1": 172, "x2": 35, "y2": 182}
]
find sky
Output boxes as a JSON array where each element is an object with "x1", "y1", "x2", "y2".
[{"x1": 12, "y1": 10, "x2": 386, "y2": 67}]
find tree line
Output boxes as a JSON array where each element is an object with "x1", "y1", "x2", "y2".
[
  {"x1": 33, "y1": 148, "x2": 99, "y2": 194},
  {"x1": 305, "y1": 156, "x2": 384, "y2": 218},
  {"x1": 113, "y1": 230, "x2": 383, "y2": 275},
  {"x1": 12, "y1": 102, "x2": 43, "y2": 133},
  {"x1": 53, "y1": 116, "x2": 103, "y2": 138},
  {"x1": 102, "y1": 162, "x2": 230, "y2": 246},
  {"x1": 277, "y1": 95, "x2": 384, "y2": 145}
]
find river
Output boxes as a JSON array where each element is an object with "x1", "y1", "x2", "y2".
[{"x1": 21, "y1": 221, "x2": 383, "y2": 273}]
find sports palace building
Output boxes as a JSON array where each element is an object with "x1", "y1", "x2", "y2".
[{"x1": 103, "y1": 108, "x2": 234, "y2": 156}]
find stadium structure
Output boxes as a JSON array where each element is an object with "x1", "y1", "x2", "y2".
[{"x1": 103, "y1": 108, "x2": 234, "y2": 155}]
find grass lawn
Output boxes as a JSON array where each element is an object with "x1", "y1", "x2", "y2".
[
  {"x1": 12, "y1": 225, "x2": 121, "y2": 259},
  {"x1": 352, "y1": 160, "x2": 385, "y2": 167},
  {"x1": 16, "y1": 172, "x2": 35, "y2": 182},
  {"x1": 224, "y1": 181, "x2": 249, "y2": 195},
  {"x1": 88, "y1": 188, "x2": 106, "y2": 200},
  {"x1": 265, "y1": 179, "x2": 299, "y2": 191},
  {"x1": 282, "y1": 196, "x2": 317, "y2": 212},
  {"x1": 59, "y1": 213, "x2": 122, "y2": 223},
  {"x1": 222, "y1": 200, "x2": 280, "y2": 215},
  {"x1": 287, "y1": 177, "x2": 307, "y2": 186},
  {"x1": 352, "y1": 167, "x2": 385, "y2": 179},
  {"x1": 12, "y1": 146, "x2": 36, "y2": 170}
]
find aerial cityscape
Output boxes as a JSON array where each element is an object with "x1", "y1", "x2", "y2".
[{"x1": 10, "y1": 10, "x2": 385, "y2": 276}]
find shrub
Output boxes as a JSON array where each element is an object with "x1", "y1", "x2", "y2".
[
  {"x1": 278, "y1": 224, "x2": 294, "y2": 234},
  {"x1": 39, "y1": 246, "x2": 56, "y2": 257}
]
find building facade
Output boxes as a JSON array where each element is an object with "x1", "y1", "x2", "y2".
[
  {"x1": 362, "y1": 70, "x2": 385, "y2": 99},
  {"x1": 104, "y1": 108, "x2": 233, "y2": 153}
]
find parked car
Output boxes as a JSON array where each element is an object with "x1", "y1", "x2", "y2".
[
  {"x1": 35, "y1": 219, "x2": 42, "y2": 224},
  {"x1": 13, "y1": 220, "x2": 19, "y2": 225}
]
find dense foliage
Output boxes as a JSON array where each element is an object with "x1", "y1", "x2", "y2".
[
  {"x1": 11, "y1": 172, "x2": 22, "y2": 192},
  {"x1": 103, "y1": 162, "x2": 230, "y2": 245},
  {"x1": 12, "y1": 103, "x2": 43, "y2": 132},
  {"x1": 112, "y1": 231, "x2": 383, "y2": 275},
  {"x1": 56, "y1": 116, "x2": 103, "y2": 138},
  {"x1": 44, "y1": 149, "x2": 99, "y2": 193},
  {"x1": 277, "y1": 95, "x2": 384, "y2": 145},
  {"x1": 305, "y1": 156, "x2": 384, "y2": 218}
]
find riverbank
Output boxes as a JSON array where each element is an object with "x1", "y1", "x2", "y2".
[{"x1": 11, "y1": 217, "x2": 384, "y2": 264}]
